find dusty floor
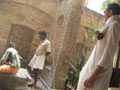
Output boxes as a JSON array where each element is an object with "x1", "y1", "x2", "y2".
[
  {"x1": 27, "y1": 79, "x2": 46, "y2": 90},
  {"x1": 109, "y1": 88, "x2": 120, "y2": 90},
  {"x1": 27, "y1": 79, "x2": 120, "y2": 90}
]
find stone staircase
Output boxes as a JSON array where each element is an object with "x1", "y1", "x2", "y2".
[
  {"x1": 28, "y1": 65, "x2": 53, "y2": 90},
  {"x1": 39, "y1": 65, "x2": 53, "y2": 89}
]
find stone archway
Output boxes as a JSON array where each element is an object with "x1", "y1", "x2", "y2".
[
  {"x1": 0, "y1": 1, "x2": 54, "y2": 59},
  {"x1": 7, "y1": 24, "x2": 35, "y2": 60}
]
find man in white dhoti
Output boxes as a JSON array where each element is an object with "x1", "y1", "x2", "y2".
[
  {"x1": 28, "y1": 31, "x2": 51, "y2": 88},
  {"x1": 77, "y1": 3, "x2": 120, "y2": 90}
]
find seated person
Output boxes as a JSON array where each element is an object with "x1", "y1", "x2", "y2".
[{"x1": 0, "y1": 42, "x2": 22, "y2": 74}]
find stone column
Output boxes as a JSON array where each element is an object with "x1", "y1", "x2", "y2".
[{"x1": 52, "y1": 0, "x2": 85, "y2": 89}]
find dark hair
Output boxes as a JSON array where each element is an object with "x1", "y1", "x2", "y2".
[
  {"x1": 107, "y1": 3, "x2": 120, "y2": 15},
  {"x1": 39, "y1": 30, "x2": 47, "y2": 37},
  {"x1": 8, "y1": 42, "x2": 15, "y2": 48}
]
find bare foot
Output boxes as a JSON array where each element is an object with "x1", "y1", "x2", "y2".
[{"x1": 32, "y1": 85, "x2": 37, "y2": 89}]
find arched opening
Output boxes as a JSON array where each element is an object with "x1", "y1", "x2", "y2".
[{"x1": 7, "y1": 24, "x2": 35, "y2": 60}]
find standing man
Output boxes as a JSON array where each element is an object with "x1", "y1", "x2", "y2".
[
  {"x1": 28, "y1": 31, "x2": 51, "y2": 88},
  {"x1": 77, "y1": 3, "x2": 120, "y2": 90}
]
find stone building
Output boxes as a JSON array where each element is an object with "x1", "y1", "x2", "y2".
[
  {"x1": 0, "y1": 0, "x2": 105, "y2": 89},
  {"x1": 0, "y1": 0, "x2": 111, "y2": 90},
  {"x1": 0, "y1": 0, "x2": 85, "y2": 89}
]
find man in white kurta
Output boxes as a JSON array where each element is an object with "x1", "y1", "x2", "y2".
[
  {"x1": 77, "y1": 3, "x2": 120, "y2": 90},
  {"x1": 28, "y1": 31, "x2": 51, "y2": 88}
]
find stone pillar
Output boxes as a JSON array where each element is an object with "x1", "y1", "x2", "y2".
[{"x1": 52, "y1": 0, "x2": 85, "y2": 89}]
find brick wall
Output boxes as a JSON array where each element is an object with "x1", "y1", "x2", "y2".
[
  {"x1": 0, "y1": 0, "x2": 54, "y2": 59},
  {"x1": 0, "y1": 0, "x2": 103, "y2": 89}
]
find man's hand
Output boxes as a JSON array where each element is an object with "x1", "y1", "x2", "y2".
[
  {"x1": 45, "y1": 52, "x2": 51, "y2": 56},
  {"x1": 96, "y1": 31, "x2": 104, "y2": 40},
  {"x1": 84, "y1": 76, "x2": 96, "y2": 88},
  {"x1": 84, "y1": 66, "x2": 104, "y2": 88}
]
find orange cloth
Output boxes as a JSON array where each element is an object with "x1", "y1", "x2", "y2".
[{"x1": 0, "y1": 62, "x2": 19, "y2": 74}]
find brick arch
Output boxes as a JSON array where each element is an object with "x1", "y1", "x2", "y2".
[
  {"x1": 0, "y1": 1, "x2": 54, "y2": 59},
  {"x1": 3, "y1": 0, "x2": 58, "y2": 18},
  {"x1": 0, "y1": 1, "x2": 54, "y2": 30},
  {"x1": 7, "y1": 24, "x2": 35, "y2": 60}
]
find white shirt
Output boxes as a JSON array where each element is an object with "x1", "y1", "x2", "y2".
[
  {"x1": 35, "y1": 39, "x2": 51, "y2": 56},
  {"x1": 77, "y1": 15, "x2": 120, "y2": 90},
  {"x1": 0, "y1": 47, "x2": 21, "y2": 67}
]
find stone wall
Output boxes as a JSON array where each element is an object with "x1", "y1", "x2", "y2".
[
  {"x1": 52, "y1": 0, "x2": 85, "y2": 89},
  {"x1": 0, "y1": 0, "x2": 104, "y2": 89},
  {"x1": 0, "y1": 0, "x2": 56, "y2": 60},
  {"x1": 0, "y1": 0, "x2": 85, "y2": 89},
  {"x1": 39, "y1": 0, "x2": 84, "y2": 89}
]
